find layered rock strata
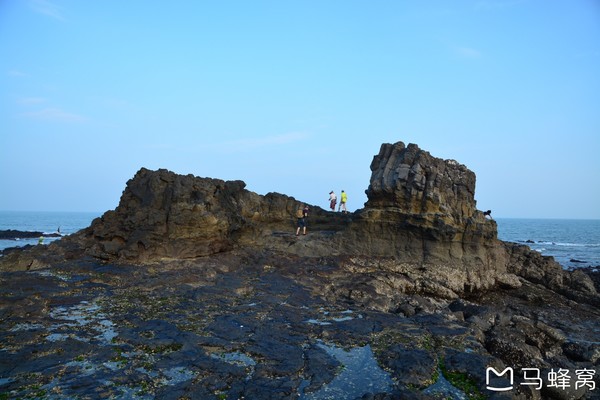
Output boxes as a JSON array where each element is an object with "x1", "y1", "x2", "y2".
[{"x1": 0, "y1": 141, "x2": 596, "y2": 304}]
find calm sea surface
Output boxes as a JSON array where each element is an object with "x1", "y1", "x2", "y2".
[
  {"x1": 496, "y1": 218, "x2": 600, "y2": 269},
  {"x1": 1, "y1": 212, "x2": 598, "y2": 269},
  {"x1": 0, "y1": 211, "x2": 101, "y2": 251}
]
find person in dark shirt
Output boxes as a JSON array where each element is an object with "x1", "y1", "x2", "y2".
[{"x1": 296, "y1": 205, "x2": 309, "y2": 236}]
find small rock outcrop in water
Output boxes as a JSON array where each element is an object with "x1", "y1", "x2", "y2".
[
  {"x1": 1, "y1": 141, "x2": 598, "y2": 399},
  {"x1": 0, "y1": 230, "x2": 62, "y2": 239}
]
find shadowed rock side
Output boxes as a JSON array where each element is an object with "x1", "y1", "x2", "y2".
[{"x1": 0, "y1": 141, "x2": 597, "y2": 305}]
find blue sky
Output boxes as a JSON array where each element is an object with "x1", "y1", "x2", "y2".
[{"x1": 1, "y1": 1, "x2": 599, "y2": 219}]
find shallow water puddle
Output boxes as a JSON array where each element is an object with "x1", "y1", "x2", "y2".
[
  {"x1": 9, "y1": 323, "x2": 44, "y2": 332},
  {"x1": 299, "y1": 342, "x2": 394, "y2": 399},
  {"x1": 305, "y1": 308, "x2": 360, "y2": 326},
  {"x1": 211, "y1": 351, "x2": 257, "y2": 380},
  {"x1": 48, "y1": 300, "x2": 117, "y2": 344},
  {"x1": 0, "y1": 377, "x2": 13, "y2": 386},
  {"x1": 161, "y1": 367, "x2": 197, "y2": 385},
  {"x1": 211, "y1": 351, "x2": 257, "y2": 367},
  {"x1": 423, "y1": 369, "x2": 468, "y2": 400},
  {"x1": 30, "y1": 269, "x2": 73, "y2": 282}
]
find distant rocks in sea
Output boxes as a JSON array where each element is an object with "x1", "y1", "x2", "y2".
[
  {"x1": 0, "y1": 229, "x2": 62, "y2": 240},
  {"x1": 570, "y1": 258, "x2": 587, "y2": 263}
]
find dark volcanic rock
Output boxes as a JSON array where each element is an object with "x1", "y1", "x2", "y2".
[
  {"x1": 0, "y1": 229, "x2": 61, "y2": 239},
  {"x1": 0, "y1": 229, "x2": 62, "y2": 240},
  {"x1": 379, "y1": 345, "x2": 437, "y2": 388},
  {"x1": 0, "y1": 140, "x2": 599, "y2": 399},
  {"x1": 2, "y1": 142, "x2": 598, "y2": 307},
  {"x1": 77, "y1": 170, "x2": 296, "y2": 261}
]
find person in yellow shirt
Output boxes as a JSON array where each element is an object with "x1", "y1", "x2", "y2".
[{"x1": 339, "y1": 190, "x2": 348, "y2": 213}]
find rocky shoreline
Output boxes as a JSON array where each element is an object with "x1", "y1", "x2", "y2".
[{"x1": 1, "y1": 141, "x2": 598, "y2": 399}]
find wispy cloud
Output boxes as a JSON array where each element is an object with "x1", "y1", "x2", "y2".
[
  {"x1": 8, "y1": 70, "x2": 28, "y2": 77},
  {"x1": 29, "y1": 0, "x2": 65, "y2": 21},
  {"x1": 20, "y1": 107, "x2": 86, "y2": 123},
  {"x1": 17, "y1": 97, "x2": 47, "y2": 105},
  {"x1": 454, "y1": 46, "x2": 482, "y2": 59},
  {"x1": 216, "y1": 132, "x2": 310, "y2": 153}
]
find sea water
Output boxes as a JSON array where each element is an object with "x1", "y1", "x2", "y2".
[
  {"x1": 496, "y1": 218, "x2": 600, "y2": 269},
  {"x1": 0, "y1": 211, "x2": 101, "y2": 251},
  {"x1": 1, "y1": 212, "x2": 598, "y2": 269}
]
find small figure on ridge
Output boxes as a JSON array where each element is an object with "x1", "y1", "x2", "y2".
[
  {"x1": 296, "y1": 205, "x2": 309, "y2": 236},
  {"x1": 328, "y1": 191, "x2": 337, "y2": 212},
  {"x1": 339, "y1": 190, "x2": 348, "y2": 213}
]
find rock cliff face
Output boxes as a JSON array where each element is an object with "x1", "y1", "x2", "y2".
[
  {"x1": 75, "y1": 169, "x2": 343, "y2": 262},
  {"x1": 0, "y1": 141, "x2": 596, "y2": 304},
  {"x1": 80, "y1": 171, "x2": 285, "y2": 262},
  {"x1": 339, "y1": 143, "x2": 504, "y2": 275},
  {"x1": 366, "y1": 142, "x2": 477, "y2": 222}
]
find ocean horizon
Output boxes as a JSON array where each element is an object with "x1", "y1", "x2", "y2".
[
  {"x1": 495, "y1": 217, "x2": 600, "y2": 269},
  {"x1": 0, "y1": 210, "x2": 101, "y2": 250},
  {"x1": 1, "y1": 211, "x2": 598, "y2": 269}
]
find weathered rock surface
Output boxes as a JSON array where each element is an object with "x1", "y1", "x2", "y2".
[
  {"x1": 1, "y1": 141, "x2": 599, "y2": 399},
  {"x1": 1, "y1": 252, "x2": 598, "y2": 399},
  {"x1": 3, "y1": 142, "x2": 596, "y2": 304}
]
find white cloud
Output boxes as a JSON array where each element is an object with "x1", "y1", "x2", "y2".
[
  {"x1": 17, "y1": 97, "x2": 47, "y2": 105},
  {"x1": 29, "y1": 0, "x2": 65, "y2": 21},
  {"x1": 20, "y1": 107, "x2": 86, "y2": 123},
  {"x1": 8, "y1": 70, "x2": 28, "y2": 77},
  {"x1": 455, "y1": 46, "x2": 482, "y2": 59},
  {"x1": 216, "y1": 132, "x2": 311, "y2": 152}
]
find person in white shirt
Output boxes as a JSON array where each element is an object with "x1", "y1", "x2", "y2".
[{"x1": 329, "y1": 191, "x2": 337, "y2": 211}]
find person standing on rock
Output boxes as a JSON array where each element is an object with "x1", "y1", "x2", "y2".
[
  {"x1": 329, "y1": 191, "x2": 337, "y2": 211},
  {"x1": 295, "y1": 205, "x2": 309, "y2": 236},
  {"x1": 338, "y1": 190, "x2": 347, "y2": 213}
]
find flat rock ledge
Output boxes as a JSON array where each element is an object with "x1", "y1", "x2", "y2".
[{"x1": 1, "y1": 252, "x2": 599, "y2": 399}]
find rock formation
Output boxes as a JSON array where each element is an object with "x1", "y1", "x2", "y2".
[
  {"x1": 1, "y1": 141, "x2": 599, "y2": 399},
  {"x1": 0, "y1": 230, "x2": 62, "y2": 240},
  {"x1": 1, "y1": 141, "x2": 596, "y2": 304},
  {"x1": 337, "y1": 142, "x2": 510, "y2": 296}
]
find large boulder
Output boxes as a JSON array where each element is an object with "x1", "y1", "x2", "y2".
[
  {"x1": 365, "y1": 142, "x2": 477, "y2": 223},
  {"x1": 337, "y1": 142, "x2": 510, "y2": 292},
  {"x1": 75, "y1": 168, "x2": 309, "y2": 262}
]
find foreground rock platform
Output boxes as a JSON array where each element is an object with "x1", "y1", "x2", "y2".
[
  {"x1": 1, "y1": 141, "x2": 599, "y2": 399},
  {"x1": 1, "y1": 251, "x2": 599, "y2": 399}
]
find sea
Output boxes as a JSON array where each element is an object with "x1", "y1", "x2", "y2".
[
  {"x1": 0, "y1": 212, "x2": 598, "y2": 269},
  {"x1": 495, "y1": 218, "x2": 600, "y2": 269},
  {"x1": 0, "y1": 211, "x2": 101, "y2": 251}
]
